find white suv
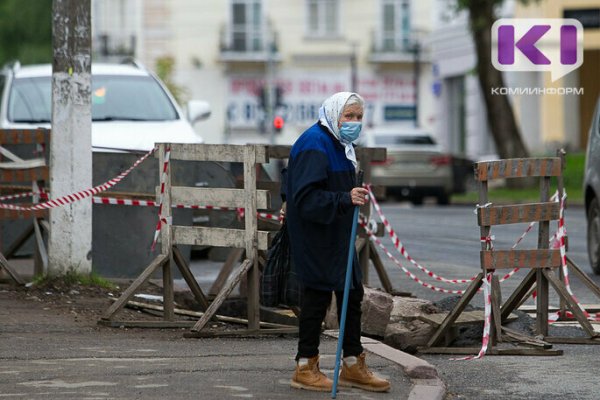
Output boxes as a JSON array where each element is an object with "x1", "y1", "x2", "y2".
[
  {"x1": 0, "y1": 60, "x2": 215, "y2": 278},
  {"x1": 0, "y1": 61, "x2": 210, "y2": 151}
]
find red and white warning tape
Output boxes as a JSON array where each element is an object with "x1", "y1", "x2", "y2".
[
  {"x1": 359, "y1": 216, "x2": 465, "y2": 294},
  {"x1": 452, "y1": 273, "x2": 493, "y2": 361},
  {"x1": 0, "y1": 147, "x2": 155, "y2": 211},
  {"x1": 366, "y1": 185, "x2": 475, "y2": 285},
  {"x1": 548, "y1": 191, "x2": 590, "y2": 320},
  {"x1": 151, "y1": 146, "x2": 171, "y2": 250}
]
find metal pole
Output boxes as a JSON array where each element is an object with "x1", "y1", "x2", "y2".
[
  {"x1": 332, "y1": 170, "x2": 363, "y2": 398},
  {"x1": 266, "y1": 33, "x2": 276, "y2": 145},
  {"x1": 413, "y1": 41, "x2": 420, "y2": 128},
  {"x1": 350, "y1": 42, "x2": 358, "y2": 93}
]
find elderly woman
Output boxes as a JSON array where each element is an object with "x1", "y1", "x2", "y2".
[{"x1": 286, "y1": 92, "x2": 390, "y2": 393}]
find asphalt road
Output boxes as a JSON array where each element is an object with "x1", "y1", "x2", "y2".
[
  {"x1": 182, "y1": 202, "x2": 600, "y2": 399},
  {"x1": 369, "y1": 202, "x2": 598, "y2": 305},
  {"x1": 368, "y1": 202, "x2": 600, "y2": 400}
]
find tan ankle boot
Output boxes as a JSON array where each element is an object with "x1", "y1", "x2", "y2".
[
  {"x1": 291, "y1": 355, "x2": 333, "y2": 392},
  {"x1": 339, "y1": 352, "x2": 391, "y2": 392}
]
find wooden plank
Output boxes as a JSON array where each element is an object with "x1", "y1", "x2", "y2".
[
  {"x1": 191, "y1": 258, "x2": 253, "y2": 332},
  {"x1": 0, "y1": 252, "x2": 25, "y2": 285},
  {"x1": 368, "y1": 241, "x2": 394, "y2": 293},
  {"x1": 0, "y1": 168, "x2": 48, "y2": 183},
  {"x1": 184, "y1": 327, "x2": 298, "y2": 338},
  {"x1": 172, "y1": 225, "x2": 271, "y2": 250},
  {"x1": 98, "y1": 320, "x2": 197, "y2": 329},
  {"x1": 244, "y1": 145, "x2": 260, "y2": 331},
  {"x1": 536, "y1": 176, "x2": 551, "y2": 336},
  {"x1": 543, "y1": 268, "x2": 599, "y2": 338},
  {"x1": 476, "y1": 157, "x2": 561, "y2": 181},
  {"x1": 490, "y1": 275, "x2": 502, "y2": 344},
  {"x1": 0, "y1": 208, "x2": 48, "y2": 221},
  {"x1": 119, "y1": 299, "x2": 289, "y2": 329},
  {"x1": 159, "y1": 144, "x2": 175, "y2": 321},
  {"x1": 566, "y1": 256, "x2": 600, "y2": 300},
  {"x1": 101, "y1": 254, "x2": 168, "y2": 320},
  {"x1": 209, "y1": 248, "x2": 244, "y2": 297},
  {"x1": 543, "y1": 337, "x2": 600, "y2": 344},
  {"x1": 0, "y1": 129, "x2": 49, "y2": 145},
  {"x1": 168, "y1": 187, "x2": 270, "y2": 209},
  {"x1": 172, "y1": 245, "x2": 209, "y2": 310},
  {"x1": 32, "y1": 218, "x2": 47, "y2": 276},
  {"x1": 0, "y1": 158, "x2": 45, "y2": 169},
  {"x1": 160, "y1": 143, "x2": 268, "y2": 164},
  {"x1": 419, "y1": 310, "x2": 519, "y2": 327},
  {"x1": 519, "y1": 304, "x2": 600, "y2": 313},
  {"x1": 477, "y1": 202, "x2": 560, "y2": 226},
  {"x1": 427, "y1": 273, "x2": 484, "y2": 347},
  {"x1": 418, "y1": 347, "x2": 563, "y2": 356},
  {"x1": 501, "y1": 326, "x2": 552, "y2": 348},
  {"x1": 481, "y1": 249, "x2": 561, "y2": 269}
]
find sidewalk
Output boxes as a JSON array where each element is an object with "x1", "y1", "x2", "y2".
[{"x1": 0, "y1": 286, "x2": 445, "y2": 400}]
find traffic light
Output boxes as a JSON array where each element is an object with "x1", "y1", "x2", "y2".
[{"x1": 273, "y1": 115, "x2": 284, "y2": 133}]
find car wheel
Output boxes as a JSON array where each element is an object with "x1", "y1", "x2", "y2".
[
  {"x1": 411, "y1": 196, "x2": 423, "y2": 206},
  {"x1": 588, "y1": 197, "x2": 600, "y2": 275},
  {"x1": 437, "y1": 193, "x2": 450, "y2": 206}
]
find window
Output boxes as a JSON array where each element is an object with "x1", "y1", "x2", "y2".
[
  {"x1": 8, "y1": 75, "x2": 177, "y2": 124},
  {"x1": 380, "y1": 0, "x2": 411, "y2": 51},
  {"x1": 306, "y1": 0, "x2": 339, "y2": 38},
  {"x1": 231, "y1": 0, "x2": 263, "y2": 51}
]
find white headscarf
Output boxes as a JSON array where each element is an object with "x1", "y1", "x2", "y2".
[{"x1": 318, "y1": 91, "x2": 365, "y2": 168}]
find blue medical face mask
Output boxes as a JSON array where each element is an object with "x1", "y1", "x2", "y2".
[{"x1": 339, "y1": 121, "x2": 362, "y2": 143}]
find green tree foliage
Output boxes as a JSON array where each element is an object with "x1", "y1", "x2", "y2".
[
  {"x1": 0, "y1": 0, "x2": 52, "y2": 66},
  {"x1": 155, "y1": 56, "x2": 188, "y2": 105}
]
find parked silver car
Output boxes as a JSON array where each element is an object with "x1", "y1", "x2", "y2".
[
  {"x1": 585, "y1": 97, "x2": 600, "y2": 274},
  {"x1": 361, "y1": 126, "x2": 455, "y2": 205}
]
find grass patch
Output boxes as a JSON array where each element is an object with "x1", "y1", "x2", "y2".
[
  {"x1": 453, "y1": 152, "x2": 585, "y2": 205},
  {"x1": 32, "y1": 269, "x2": 116, "y2": 290}
]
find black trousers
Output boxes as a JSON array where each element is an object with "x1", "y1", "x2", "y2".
[{"x1": 296, "y1": 285, "x2": 364, "y2": 360}]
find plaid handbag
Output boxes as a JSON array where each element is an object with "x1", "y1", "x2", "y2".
[{"x1": 260, "y1": 221, "x2": 302, "y2": 308}]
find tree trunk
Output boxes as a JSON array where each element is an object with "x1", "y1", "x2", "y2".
[{"x1": 467, "y1": 1, "x2": 530, "y2": 161}]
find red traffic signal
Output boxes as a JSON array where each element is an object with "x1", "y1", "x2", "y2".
[{"x1": 273, "y1": 115, "x2": 284, "y2": 132}]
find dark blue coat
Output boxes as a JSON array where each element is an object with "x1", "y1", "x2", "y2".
[{"x1": 285, "y1": 122, "x2": 362, "y2": 291}]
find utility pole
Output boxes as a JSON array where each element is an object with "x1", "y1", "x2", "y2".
[
  {"x1": 266, "y1": 32, "x2": 276, "y2": 146},
  {"x1": 412, "y1": 41, "x2": 421, "y2": 128},
  {"x1": 49, "y1": 0, "x2": 92, "y2": 276},
  {"x1": 350, "y1": 42, "x2": 358, "y2": 93}
]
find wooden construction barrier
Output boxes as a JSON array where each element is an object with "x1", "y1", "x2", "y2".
[
  {"x1": 420, "y1": 150, "x2": 600, "y2": 356},
  {"x1": 0, "y1": 129, "x2": 50, "y2": 284},
  {"x1": 100, "y1": 143, "x2": 296, "y2": 335}
]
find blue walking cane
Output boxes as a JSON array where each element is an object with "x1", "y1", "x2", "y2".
[{"x1": 331, "y1": 170, "x2": 364, "y2": 398}]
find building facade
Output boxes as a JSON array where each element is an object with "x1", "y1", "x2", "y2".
[
  {"x1": 431, "y1": 0, "x2": 600, "y2": 162},
  {"x1": 92, "y1": 0, "x2": 436, "y2": 146}
]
